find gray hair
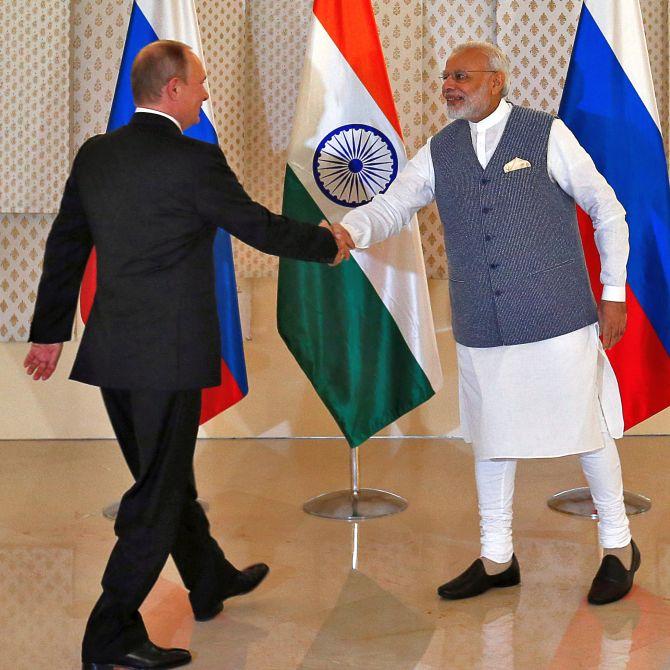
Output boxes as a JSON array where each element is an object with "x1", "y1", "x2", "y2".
[{"x1": 450, "y1": 41, "x2": 510, "y2": 96}]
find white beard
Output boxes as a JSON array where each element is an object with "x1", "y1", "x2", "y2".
[{"x1": 445, "y1": 87, "x2": 492, "y2": 121}]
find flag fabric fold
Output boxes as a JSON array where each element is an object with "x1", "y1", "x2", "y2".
[
  {"x1": 559, "y1": 0, "x2": 670, "y2": 429},
  {"x1": 79, "y1": 0, "x2": 248, "y2": 424},
  {"x1": 277, "y1": 0, "x2": 442, "y2": 448}
]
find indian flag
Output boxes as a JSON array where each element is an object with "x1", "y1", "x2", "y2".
[{"x1": 277, "y1": 0, "x2": 442, "y2": 447}]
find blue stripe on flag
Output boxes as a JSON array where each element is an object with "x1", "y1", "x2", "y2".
[
  {"x1": 108, "y1": 3, "x2": 158, "y2": 132},
  {"x1": 213, "y1": 232, "x2": 248, "y2": 395},
  {"x1": 184, "y1": 112, "x2": 248, "y2": 394},
  {"x1": 559, "y1": 5, "x2": 670, "y2": 354},
  {"x1": 106, "y1": 1, "x2": 248, "y2": 396}
]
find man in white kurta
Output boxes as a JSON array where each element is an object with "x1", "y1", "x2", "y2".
[{"x1": 335, "y1": 41, "x2": 639, "y2": 605}]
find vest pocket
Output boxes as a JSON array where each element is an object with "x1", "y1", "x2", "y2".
[{"x1": 527, "y1": 258, "x2": 575, "y2": 276}]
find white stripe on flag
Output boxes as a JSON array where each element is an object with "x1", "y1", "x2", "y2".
[
  {"x1": 288, "y1": 17, "x2": 442, "y2": 391},
  {"x1": 287, "y1": 18, "x2": 406, "y2": 221},
  {"x1": 135, "y1": 0, "x2": 216, "y2": 126},
  {"x1": 584, "y1": 0, "x2": 660, "y2": 129}
]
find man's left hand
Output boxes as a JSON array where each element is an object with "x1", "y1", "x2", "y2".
[{"x1": 598, "y1": 300, "x2": 627, "y2": 349}]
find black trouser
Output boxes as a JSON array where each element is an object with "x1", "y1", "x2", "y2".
[{"x1": 82, "y1": 388, "x2": 236, "y2": 662}]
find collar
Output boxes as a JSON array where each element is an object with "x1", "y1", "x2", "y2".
[
  {"x1": 469, "y1": 98, "x2": 512, "y2": 133},
  {"x1": 135, "y1": 107, "x2": 183, "y2": 132}
]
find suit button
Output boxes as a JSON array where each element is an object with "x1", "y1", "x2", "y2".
[
  {"x1": 484, "y1": 234, "x2": 492, "y2": 241},
  {"x1": 481, "y1": 178, "x2": 489, "y2": 185},
  {"x1": 494, "y1": 290, "x2": 503, "y2": 296},
  {"x1": 489, "y1": 263, "x2": 498, "y2": 269},
  {"x1": 482, "y1": 207, "x2": 491, "y2": 214}
]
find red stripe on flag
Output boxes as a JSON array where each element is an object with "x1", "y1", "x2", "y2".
[
  {"x1": 577, "y1": 208, "x2": 670, "y2": 429},
  {"x1": 612, "y1": 288, "x2": 670, "y2": 430},
  {"x1": 200, "y1": 359, "x2": 245, "y2": 425},
  {"x1": 80, "y1": 249, "x2": 97, "y2": 324},
  {"x1": 313, "y1": 0, "x2": 403, "y2": 139}
]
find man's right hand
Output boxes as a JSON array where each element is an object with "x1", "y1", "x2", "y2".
[
  {"x1": 320, "y1": 221, "x2": 356, "y2": 266},
  {"x1": 24, "y1": 343, "x2": 63, "y2": 381}
]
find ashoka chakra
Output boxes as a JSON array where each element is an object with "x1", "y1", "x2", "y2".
[{"x1": 313, "y1": 124, "x2": 398, "y2": 208}]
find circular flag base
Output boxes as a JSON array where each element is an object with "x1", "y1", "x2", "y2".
[
  {"x1": 547, "y1": 486, "x2": 651, "y2": 519},
  {"x1": 303, "y1": 488, "x2": 408, "y2": 520}
]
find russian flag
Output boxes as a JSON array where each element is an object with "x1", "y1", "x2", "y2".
[
  {"x1": 79, "y1": 0, "x2": 248, "y2": 423},
  {"x1": 559, "y1": 0, "x2": 670, "y2": 429}
]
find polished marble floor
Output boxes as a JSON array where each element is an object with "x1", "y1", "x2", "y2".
[{"x1": 1, "y1": 436, "x2": 670, "y2": 669}]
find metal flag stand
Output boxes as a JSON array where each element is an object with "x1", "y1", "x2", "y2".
[
  {"x1": 303, "y1": 446, "x2": 408, "y2": 520},
  {"x1": 547, "y1": 487, "x2": 651, "y2": 519},
  {"x1": 352, "y1": 521, "x2": 360, "y2": 571}
]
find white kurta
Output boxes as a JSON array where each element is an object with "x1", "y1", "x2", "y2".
[{"x1": 341, "y1": 100, "x2": 629, "y2": 459}]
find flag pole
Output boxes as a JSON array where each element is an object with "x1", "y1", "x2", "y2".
[{"x1": 302, "y1": 445, "x2": 408, "y2": 520}]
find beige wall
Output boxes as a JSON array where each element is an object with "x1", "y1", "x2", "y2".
[{"x1": 2, "y1": 278, "x2": 668, "y2": 440}]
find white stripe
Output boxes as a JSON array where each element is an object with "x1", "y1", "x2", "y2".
[
  {"x1": 288, "y1": 17, "x2": 442, "y2": 392},
  {"x1": 135, "y1": 0, "x2": 216, "y2": 128},
  {"x1": 584, "y1": 0, "x2": 660, "y2": 130}
]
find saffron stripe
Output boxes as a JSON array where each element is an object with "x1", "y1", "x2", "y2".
[{"x1": 313, "y1": 0, "x2": 402, "y2": 139}]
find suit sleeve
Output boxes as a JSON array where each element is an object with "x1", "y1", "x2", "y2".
[
  {"x1": 29, "y1": 163, "x2": 93, "y2": 344},
  {"x1": 195, "y1": 145, "x2": 338, "y2": 263}
]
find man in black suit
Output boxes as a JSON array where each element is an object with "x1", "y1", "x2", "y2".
[{"x1": 24, "y1": 40, "x2": 347, "y2": 670}]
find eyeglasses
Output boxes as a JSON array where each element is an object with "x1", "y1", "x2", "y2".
[{"x1": 440, "y1": 70, "x2": 497, "y2": 83}]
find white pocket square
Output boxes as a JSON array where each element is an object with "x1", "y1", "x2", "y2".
[{"x1": 503, "y1": 157, "x2": 532, "y2": 173}]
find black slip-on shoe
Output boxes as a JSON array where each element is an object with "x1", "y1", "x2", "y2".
[
  {"x1": 82, "y1": 640, "x2": 191, "y2": 669},
  {"x1": 193, "y1": 562, "x2": 270, "y2": 622},
  {"x1": 588, "y1": 539, "x2": 641, "y2": 605},
  {"x1": 438, "y1": 554, "x2": 520, "y2": 600}
]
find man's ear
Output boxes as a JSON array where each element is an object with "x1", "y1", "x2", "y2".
[
  {"x1": 165, "y1": 76, "x2": 181, "y2": 101},
  {"x1": 491, "y1": 71, "x2": 505, "y2": 95}
]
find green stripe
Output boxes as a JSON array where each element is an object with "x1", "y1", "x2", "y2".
[{"x1": 277, "y1": 165, "x2": 434, "y2": 447}]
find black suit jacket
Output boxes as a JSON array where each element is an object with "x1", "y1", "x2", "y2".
[{"x1": 29, "y1": 113, "x2": 337, "y2": 390}]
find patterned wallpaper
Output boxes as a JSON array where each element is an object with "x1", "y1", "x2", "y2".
[
  {"x1": 0, "y1": 1, "x2": 70, "y2": 212},
  {"x1": 1, "y1": 0, "x2": 668, "y2": 340}
]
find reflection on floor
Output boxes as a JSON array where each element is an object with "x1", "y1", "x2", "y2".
[{"x1": 1, "y1": 436, "x2": 670, "y2": 669}]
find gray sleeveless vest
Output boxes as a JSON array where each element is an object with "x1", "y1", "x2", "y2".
[{"x1": 430, "y1": 105, "x2": 597, "y2": 347}]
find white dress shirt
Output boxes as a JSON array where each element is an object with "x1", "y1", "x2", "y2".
[
  {"x1": 341, "y1": 99, "x2": 628, "y2": 300},
  {"x1": 341, "y1": 100, "x2": 629, "y2": 459}
]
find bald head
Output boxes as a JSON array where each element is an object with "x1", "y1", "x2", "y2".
[{"x1": 131, "y1": 40, "x2": 192, "y2": 105}]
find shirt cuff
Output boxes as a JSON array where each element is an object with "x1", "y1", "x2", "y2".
[
  {"x1": 601, "y1": 285, "x2": 626, "y2": 302},
  {"x1": 340, "y1": 220, "x2": 365, "y2": 248}
]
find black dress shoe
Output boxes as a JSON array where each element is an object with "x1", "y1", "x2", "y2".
[
  {"x1": 438, "y1": 555, "x2": 520, "y2": 600},
  {"x1": 193, "y1": 563, "x2": 270, "y2": 621},
  {"x1": 82, "y1": 640, "x2": 191, "y2": 669},
  {"x1": 588, "y1": 539, "x2": 641, "y2": 605}
]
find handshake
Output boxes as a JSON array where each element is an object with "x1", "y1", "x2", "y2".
[{"x1": 320, "y1": 220, "x2": 356, "y2": 266}]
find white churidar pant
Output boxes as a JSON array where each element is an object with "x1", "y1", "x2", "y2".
[{"x1": 476, "y1": 430, "x2": 631, "y2": 563}]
